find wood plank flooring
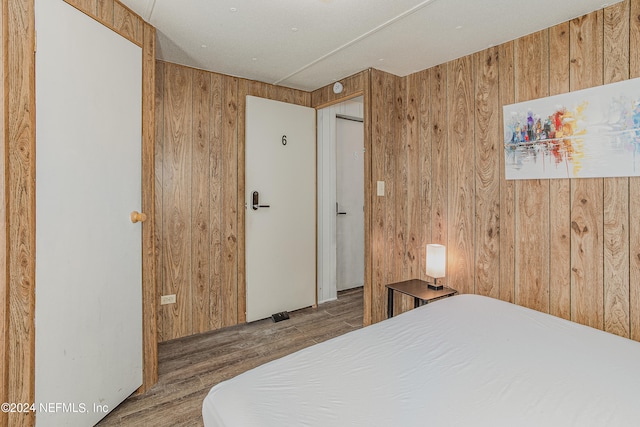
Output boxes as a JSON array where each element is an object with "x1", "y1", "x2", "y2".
[{"x1": 97, "y1": 287, "x2": 363, "y2": 426}]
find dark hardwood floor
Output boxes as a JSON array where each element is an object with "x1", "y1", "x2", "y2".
[{"x1": 98, "y1": 287, "x2": 363, "y2": 426}]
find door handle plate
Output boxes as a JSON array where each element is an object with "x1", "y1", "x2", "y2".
[{"x1": 252, "y1": 191, "x2": 270, "y2": 210}]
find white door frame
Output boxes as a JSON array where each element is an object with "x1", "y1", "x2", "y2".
[{"x1": 317, "y1": 97, "x2": 364, "y2": 304}]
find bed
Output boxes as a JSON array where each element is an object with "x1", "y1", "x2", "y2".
[{"x1": 202, "y1": 294, "x2": 640, "y2": 426}]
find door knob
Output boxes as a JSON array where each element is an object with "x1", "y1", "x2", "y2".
[
  {"x1": 336, "y1": 202, "x2": 347, "y2": 215},
  {"x1": 252, "y1": 191, "x2": 271, "y2": 210},
  {"x1": 130, "y1": 211, "x2": 147, "y2": 223}
]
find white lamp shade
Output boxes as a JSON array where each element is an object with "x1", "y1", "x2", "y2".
[{"x1": 426, "y1": 244, "x2": 446, "y2": 279}]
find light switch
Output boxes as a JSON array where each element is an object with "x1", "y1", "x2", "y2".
[{"x1": 377, "y1": 181, "x2": 385, "y2": 196}]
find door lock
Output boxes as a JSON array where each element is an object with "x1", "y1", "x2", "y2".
[{"x1": 252, "y1": 191, "x2": 271, "y2": 210}]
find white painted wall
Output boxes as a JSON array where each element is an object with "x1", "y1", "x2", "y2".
[
  {"x1": 35, "y1": 1, "x2": 142, "y2": 425},
  {"x1": 317, "y1": 97, "x2": 364, "y2": 303}
]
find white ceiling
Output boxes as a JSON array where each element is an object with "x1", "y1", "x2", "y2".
[{"x1": 119, "y1": 0, "x2": 619, "y2": 92}]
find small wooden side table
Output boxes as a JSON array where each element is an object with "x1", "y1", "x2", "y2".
[{"x1": 385, "y1": 279, "x2": 457, "y2": 318}]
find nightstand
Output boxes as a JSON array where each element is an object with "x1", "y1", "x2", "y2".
[{"x1": 385, "y1": 279, "x2": 457, "y2": 318}]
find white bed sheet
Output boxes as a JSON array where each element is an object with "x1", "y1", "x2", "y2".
[{"x1": 203, "y1": 294, "x2": 640, "y2": 426}]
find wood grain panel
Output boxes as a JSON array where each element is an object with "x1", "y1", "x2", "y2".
[
  {"x1": 370, "y1": 69, "x2": 387, "y2": 323},
  {"x1": 632, "y1": 0, "x2": 640, "y2": 75},
  {"x1": 311, "y1": 71, "x2": 366, "y2": 108},
  {"x1": 140, "y1": 22, "x2": 158, "y2": 393},
  {"x1": 570, "y1": 12, "x2": 604, "y2": 88},
  {"x1": 0, "y1": 3, "x2": 7, "y2": 422},
  {"x1": 603, "y1": 178, "x2": 629, "y2": 336},
  {"x1": 235, "y1": 79, "x2": 255, "y2": 325},
  {"x1": 209, "y1": 73, "x2": 224, "y2": 331},
  {"x1": 570, "y1": 11, "x2": 604, "y2": 330},
  {"x1": 498, "y1": 42, "x2": 515, "y2": 304},
  {"x1": 66, "y1": 0, "x2": 97, "y2": 15},
  {"x1": 162, "y1": 63, "x2": 193, "y2": 340},
  {"x1": 383, "y1": 72, "x2": 400, "y2": 314},
  {"x1": 430, "y1": 64, "x2": 448, "y2": 249},
  {"x1": 382, "y1": 71, "x2": 395, "y2": 290},
  {"x1": 631, "y1": 175, "x2": 640, "y2": 339},
  {"x1": 570, "y1": 182, "x2": 604, "y2": 329},
  {"x1": 447, "y1": 56, "x2": 475, "y2": 295},
  {"x1": 395, "y1": 76, "x2": 412, "y2": 314},
  {"x1": 548, "y1": 22, "x2": 571, "y2": 320},
  {"x1": 362, "y1": 70, "x2": 372, "y2": 326},
  {"x1": 630, "y1": 0, "x2": 640, "y2": 342},
  {"x1": 515, "y1": 31, "x2": 550, "y2": 101},
  {"x1": 514, "y1": 31, "x2": 550, "y2": 313},
  {"x1": 154, "y1": 60, "x2": 165, "y2": 343},
  {"x1": 221, "y1": 76, "x2": 238, "y2": 328},
  {"x1": 417, "y1": 70, "x2": 431, "y2": 282},
  {"x1": 7, "y1": 0, "x2": 36, "y2": 424},
  {"x1": 603, "y1": 0, "x2": 631, "y2": 338},
  {"x1": 192, "y1": 70, "x2": 212, "y2": 335},
  {"x1": 97, "y1": 0, "x2": 114, "y2": 24},
  {"x1": 474, "y1": 48, "x2": 500, "y2": 298},
  {"x1": 604, "y1": 1, "x2": 630, "y2": 83},
  {"x1": 113, "y1": 0, "x2": 141, "y2": 45},
  {"x1": 514, "y1": 179, "x2": 550, "y2": 313},
  {"x1": 405, "y1": 73, "x2": 421, "y2": 281}
]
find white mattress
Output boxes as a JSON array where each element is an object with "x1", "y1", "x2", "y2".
[{"x1": 203, "y1": 294, "x2": 640, "y2": 426}]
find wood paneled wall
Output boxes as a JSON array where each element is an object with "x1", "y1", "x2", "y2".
[
  {"x1": 155, "y1": 61, "x2": 311, "y2": 341},
  {"x1": 1, "y1": 5, "x2": 7, "y2": 427},
  {"x1": 3, "y1": 1, "x2": 37, "y2": 425},
  {"x1": 370, "y1": 0, "x2": 640, "y2": 339}
]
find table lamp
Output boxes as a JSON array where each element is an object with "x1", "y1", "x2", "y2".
[{"x1": 426, "y1": 244, "x2": 446, "y2": 290}]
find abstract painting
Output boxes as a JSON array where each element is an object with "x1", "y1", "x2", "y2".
[{"x1": 503, "y1": 77, "x2": 640, "y2": 180}]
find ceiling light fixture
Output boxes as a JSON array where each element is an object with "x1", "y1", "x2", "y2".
[{"x1": 230, "y1": 7, "x2": 237, "y2": 12}]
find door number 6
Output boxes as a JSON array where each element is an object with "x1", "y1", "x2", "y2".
[{"x1": 282, "y1": 135, "x2": 287, "y2": 146}]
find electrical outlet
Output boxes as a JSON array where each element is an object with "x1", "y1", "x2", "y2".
[
  {"x1": 160, "y1": 294, "x2": 176, "y2": 305},
  {"x1": 377, "y1": 181, "x2": 385, "y2": 196}
]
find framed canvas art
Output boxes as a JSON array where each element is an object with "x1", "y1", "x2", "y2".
[{"x1": 503, "y1": 77, "x2": 640, "y2": 180}]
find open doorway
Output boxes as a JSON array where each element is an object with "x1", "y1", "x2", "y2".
[
  {"x1": 336, "y1": 115, "x2": 364, "y2": 291},
  {"x1": 317, "y1": 96, "x2": 364, "y2": 303}
]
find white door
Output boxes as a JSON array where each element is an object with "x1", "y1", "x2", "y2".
[
  {"x1": 245, "y1": 96, "x2": 316, "y2": 322},
  {"x1": 35, "y1": 1, "x2": 142, "y2": 425},
  {"x1": 336, "y1": 117, "x2": 365, "y2": 291}
]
